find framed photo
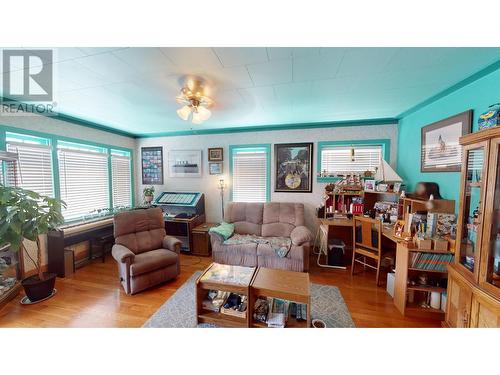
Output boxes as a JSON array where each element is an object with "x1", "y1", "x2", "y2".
[
  {"x1": 274, "y1": 143, "x2": 313, "y2": 193},
  {"x1": 364, "y1": 179, "x2": 375, "y2": 192},
  {"x1": 141, "y1": 146, "x2": 163, "y2": 185},
  {"x1": 209, "y1": 162, "x2": 223, "y2": 175},
  {"x1": 208, "y1": 147, "x2": 223, "y2": 161},
  {"x1": 421, "y1": 110, "x2": 472, "y2": 172},
  {"x1": 168, "y1": 150, "x2": 202, "y2": 178}
]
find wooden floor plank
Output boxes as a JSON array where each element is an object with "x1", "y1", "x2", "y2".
[{"x1": 0, "y1": 253, "x2": 440, "y2": 328}]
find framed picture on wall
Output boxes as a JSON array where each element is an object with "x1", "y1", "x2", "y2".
[
  {"x1": 421, "y1": 110, "x2": 472, "y2": 172},
  {"x1": 168, "y1": 150, "x2": 202, "y2": 177},
  {"x1": 208, "y1": 147, "x2": 223, "y2": 161},
  {"x1": 141, "y1": 146, "x2": 163, "y2": 185},
  {"x1": 209, "y1": 162, "x2": 223, "y2": 175},
  {"x1": 274, "y1": 143, "x2": 313, "y2": 193}
]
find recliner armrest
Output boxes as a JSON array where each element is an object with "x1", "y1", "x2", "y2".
[
  {"x1": 163, "y1": 235, "x2": 182, "y2": 254},
  {"x1": 112, "y1": 244, "x2": 135, "y2": 263},
  {"x1": 209, "y1": 231, "x2": 225, "y2": 245},
  {"x1": 290, "y1": 226, "x2": 313, "y2": 246}
]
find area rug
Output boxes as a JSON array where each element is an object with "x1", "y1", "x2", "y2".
[{"x1": 143, "y1": 272, "x2": 355, "y2": 328}]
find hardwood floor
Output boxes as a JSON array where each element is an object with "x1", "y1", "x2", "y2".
[{"x1": 0, "y1": 253, "x2": 440, "y2": 328}]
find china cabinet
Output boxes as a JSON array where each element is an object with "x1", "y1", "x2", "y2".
[{"x1": 445, "y1": 127, "x2": 500, "y2": 327}]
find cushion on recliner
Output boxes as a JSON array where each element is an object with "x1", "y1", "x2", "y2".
[{"x1": 130, "y1": 249, "x2": 178, "y2": 277}]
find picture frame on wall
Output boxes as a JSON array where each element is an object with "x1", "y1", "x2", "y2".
[
  {"x1": 421, "y1": 110, "x2": 472, "y2": 172},
  {"x1": 274, "y1": 143, "x2": 313, "y2": 193},
  {"x1": 141, "y1": 146, "x2": 163, "y2": 185},
  {"x1": 209, "y1": 162, "x2": 223, "y2": 175},
  {"x1": 208, "y1": 147, "x2": 223, "y2": 161},
  {"x1": 168, "y1": 150, "x2": 202, "y2": 177}
]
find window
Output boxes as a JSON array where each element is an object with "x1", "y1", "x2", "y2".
[
  {"x1": 58, "y1": 142, "x2": 109, "y2": 220},
  {"x1": 1, "y1": 127, "x2": 134, "y2": 222},
  {"x1": 318, "y1": 140, "x2": 390, "y2": 181},
  {"x1": 5, "y1": 132, "x2": 54, "y2": 197},
  {"x1": 111, "y1": 149, "x2": 132, "y2": 208},
  {"x1": 230, "y1": 145, "x2": 270, "y2": 203}
]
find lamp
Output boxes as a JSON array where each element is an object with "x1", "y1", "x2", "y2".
[{"x1": 218, "y1": 178, "x2": 226, "y2": 221}]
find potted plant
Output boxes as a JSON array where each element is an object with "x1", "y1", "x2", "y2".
[
  {"x1": 143, "y1": 186, "x2": 155, "y2": 204},
  {"x1": 0, "y1": 186, "x2": 65, "y2": 302}
]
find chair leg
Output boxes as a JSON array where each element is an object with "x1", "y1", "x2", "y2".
[
  {"x1": 375, "y1": 257, "x2": 382, "y2": 286},
  {"x1": 350, "y1": 251, "x2": 356, "y2": 275}
]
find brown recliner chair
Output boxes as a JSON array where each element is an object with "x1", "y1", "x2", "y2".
[{"x1": 111, "y1": 208, "x2": 182, "y2": 295}]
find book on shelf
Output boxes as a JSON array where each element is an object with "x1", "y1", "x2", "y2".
[
  {"x1": 409, "y1": 252, "x2": 454, "y2": 272},
  {"x1": 252, "y1": 297, "x2": 307, "y2": 327}
]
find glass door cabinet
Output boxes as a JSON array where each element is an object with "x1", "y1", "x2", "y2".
[{"x1": 446, "y1": 127, "x2": 500, "y2": 328}]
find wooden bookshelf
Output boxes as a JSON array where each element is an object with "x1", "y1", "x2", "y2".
[{"x1": 394, "y1": 242, "x2": 450, "y2": 320}]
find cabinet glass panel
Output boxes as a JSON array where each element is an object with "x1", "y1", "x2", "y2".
[
  {"x1": 459, "y1": 147, "x2": 485, "y2": 273},
  {"x1": 486, "y1": 147, "x2": 500, "y2": 288}
]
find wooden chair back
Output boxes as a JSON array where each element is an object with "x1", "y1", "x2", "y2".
[{"x1": 353, "y1": 215, "x2": 382, "y2": 254}]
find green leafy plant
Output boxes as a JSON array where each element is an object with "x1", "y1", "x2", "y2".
[
  {"x1": 143, "y1": 186, "x2": 155, "y2": 196},
  {"x1": 0, "y1": 186, "x2": 66, "y2": 281}
]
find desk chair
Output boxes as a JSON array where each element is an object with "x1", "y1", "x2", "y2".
[
  {"x1": 351, "y1": 216, "x2": 383, "y2": 286},
  {"x1": 315, "y1": 223, "x2": 347, "y2": 269}
]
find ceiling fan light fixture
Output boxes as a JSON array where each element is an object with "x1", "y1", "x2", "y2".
[
  {"x1": 196, "y1": 105, "x2": 211, "y2": 121},
  {"x1": 176, "y1": 79, "x2": 214, "y2": 124},
  {"x1": 176, "y1": 105, "x2": 191, "y2": 121}
]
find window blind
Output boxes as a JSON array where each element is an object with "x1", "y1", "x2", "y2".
[
  {"x1": 58, "y1": 147, "x2": 109, "y2": 220},
  {"x1": 6, "y1": 141, "x2": 54, "y2": 196},
  {"x1": 320, "y1": 145, "x2": 382, "y2": 175},
  {"x1": 111, "y1": 154, "x2": 132, "y2": 208},
  {"x1": 232, "y1": 149, "x2": 268, "y2": 203}
]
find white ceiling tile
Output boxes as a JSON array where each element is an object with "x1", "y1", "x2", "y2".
[
  {"x1": 293, "y1": 52, "x2": 344, "y2": 81},
  {"x1": 267, "y1": 47, "x2": 293, "y2": 60},
  {"x1": 53, "y1": 48, "x2": 87, "y2": 62},
  {"x1": 336, "y1": 48, "x2": 399, "y2": 77},
  {"x1": 238, "y1": 86, "x2": 276, "y2": 106},
  {"x1": 246, "y1": 59, "x2": 292, "y2": 86},
  {"x1": 204, "y1": 65, "x2": 253, "y2": 91},
  {"x1": 112, "y1": 47, "x2": 176, "y2": 74},
  {"x1": 78, "y1": 47, "x2": 125, "y2": 55},
  {"x1": 213, "y1": 47, "x2": 268, "y2": 67},
  {"x1": 160, "y1": 47, "x2": 222, "y2": 71},
  {"x1": 73, "y1": 53, "x2": 138, "y2": 83},
  {"x1": 293, "y1": 47, "x2": 320, "y2": 58},
  {"x1": 56, "y1": 60, "x2": 110, "y2": 87}
]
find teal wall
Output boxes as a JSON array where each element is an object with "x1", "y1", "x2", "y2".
[{"x1": 397, "y1": 67, "x2": 500, "y2": 206}]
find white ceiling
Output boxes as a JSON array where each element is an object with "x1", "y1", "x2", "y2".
[{"x1": 1, "y1": 47, "x2": 500, "y2": 136}]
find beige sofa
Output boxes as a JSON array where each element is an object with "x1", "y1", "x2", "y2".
[
  {"x1": 111, "y1": 208, "x2": 182, "y2": 294},
  {"x1": 209, "y1": 202, "x2": 313, "y2": 272}
]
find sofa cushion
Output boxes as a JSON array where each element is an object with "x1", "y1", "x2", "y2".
[
  {"x1": 261, "y1": 203, "x2": 305, "y2": 237},
  {"x1": 130, "y1": 249, "x2": 178, "y2": 277},
  {"x1": 225, "y1": 202, "x2": 263, "y2": 235}
]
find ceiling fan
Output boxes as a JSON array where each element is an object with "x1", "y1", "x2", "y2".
[{"x1": 176, "y1": 78, "x2": 214, "y2": 124}]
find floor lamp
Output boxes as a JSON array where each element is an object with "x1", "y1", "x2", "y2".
[{"x1": 218, "y1": 178, "x2": 226, "y2": 222}]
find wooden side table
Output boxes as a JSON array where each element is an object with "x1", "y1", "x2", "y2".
[{"x1": 191, "y1": 223, "x2": 218, "y2": 256}]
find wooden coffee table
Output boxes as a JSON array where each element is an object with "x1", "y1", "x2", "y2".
[
  {"x1": 196, "y1": 262, "x2": 311, "y2": 328},
  {"x1": 249, "y1": 267, "x2": 311, "y2": 328},
  {"x1": 196, "y1": 263, "x2": 256, "y2": 327}
]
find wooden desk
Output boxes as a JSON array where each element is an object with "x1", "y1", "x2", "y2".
[{"x1": 319, "y1": 217, "x2": 400, "y2": 243}]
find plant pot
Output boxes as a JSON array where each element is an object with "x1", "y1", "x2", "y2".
[
  {"x1": 21, "y1": 272, "x2": 56, "y2": 302},
  {"x1": 144, "y1": 195, "x2": 153, "y2": 203}
]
